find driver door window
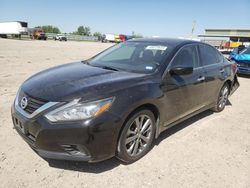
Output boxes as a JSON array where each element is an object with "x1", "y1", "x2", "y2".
[{"x1": 171, "y1": 45, "x2": 199, "y2": 68}]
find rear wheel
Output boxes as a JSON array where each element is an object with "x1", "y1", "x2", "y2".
[
  {"x1": 212, "y1": 83, "x2": 229, "y2": 112},
  {"x1": 117, "y1": 109, "x2": 156, "y2": 163}
]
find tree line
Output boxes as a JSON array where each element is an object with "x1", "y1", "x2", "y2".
[
  {"x1": 35, "y1": 25, "x2": 142, "y2": 38},
  {"x1": 36, "y1": 25, "x2": 104, "y2": 38}
]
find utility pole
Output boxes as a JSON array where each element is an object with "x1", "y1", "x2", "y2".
[{"x1": 191, "y1": 21, "x2": 196, "y2": 39}]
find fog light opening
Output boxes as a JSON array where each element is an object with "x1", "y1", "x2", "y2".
[{"x1": 61, "y1": 144, "x2": 88, "y2": 156}]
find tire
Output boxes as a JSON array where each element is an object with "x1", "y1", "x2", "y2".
[
  {"x1": 211, "y1": 83, "x2": 230, "y2": 112},
  {"x1": 117, "y1": 109, "x2": 156, "y2": 163}
]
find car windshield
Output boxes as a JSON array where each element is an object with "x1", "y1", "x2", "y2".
[
  {"x1": 88, "y1": 42, "x2": 174, "y2": 73},
  {"x1": 240, "y1": 47, "x2": 250, "y2": 54}
]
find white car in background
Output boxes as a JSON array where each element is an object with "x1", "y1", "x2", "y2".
[{"x1": 54, "y1": 34, "x2": 67, "y2": 41}]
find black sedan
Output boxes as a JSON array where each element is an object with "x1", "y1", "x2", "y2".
[{"x1": 11, "y1": 38, "x2": 239, "y2": 163}]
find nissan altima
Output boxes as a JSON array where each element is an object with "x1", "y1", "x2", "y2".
[{"x1": 12, "y1": 38, "x2": 239, "y2": 163}]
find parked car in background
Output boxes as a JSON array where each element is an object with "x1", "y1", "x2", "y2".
[
  {"x1": 54, "y1": 34, "x2": 67, "y2": 41},
  {"x1": 102, "y1": 33, "x2": 127, "y2": 43},
  {"x1": 119, "y1": 34, "x2": 126, "y2": 42},
  {"x1": 230, "y1": 46, "x2": 250, "y2": 75},
  {"x1": 12, "y1": 38, "x2": 239, "y2": 163},
  {"x1": 114, "y1": 34, "x2": 121, "y2": 43},
  {"x1": 30, "y1": 28, "x2": 47, "y2": 40},
  {"x1": 229, "y1": 45, "x2": 246, "y2": 56},
  {"x1": 114, "y1": 34, "x2": 126, "y2": 42}
]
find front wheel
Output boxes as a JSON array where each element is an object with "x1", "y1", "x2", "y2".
[
  {"x1": 117, "y1": 109, "x2": 156, "y2": 163},
  {"x1": 211, "y1": 83, "x2": 229, "y2": 112}
]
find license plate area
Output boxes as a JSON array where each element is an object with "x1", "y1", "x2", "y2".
[{"x1": 13, "y1": 117, "x2": 28, "y2": 135}]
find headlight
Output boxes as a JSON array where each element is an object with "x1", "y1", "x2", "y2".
[{"x1": 45, "y1": 97, "x2": 114, "y2": 122}]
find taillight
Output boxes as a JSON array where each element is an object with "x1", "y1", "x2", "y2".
[{"x1": 231, "y1": 62, "x2": 237, "y2": 73}]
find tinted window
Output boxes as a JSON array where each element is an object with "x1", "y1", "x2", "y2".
[
  {"x1": 171, "y1": 45, "x2": 199, "y2": 68},
  {"x1": 217, "y1": 51, "x2": 224, "y2": 62},
  {"x1": 89, "y1": 42, "x2": 174, "y2": 73},
  {"x1": 199, "y1": 44, "x2": 219, "y2": 66},
  {"x1": 101, "y1": 45, "x2": 135, "y2": 61},
  {"x1": 214, "y1": 49, "x2": 223, "y2": 63}
]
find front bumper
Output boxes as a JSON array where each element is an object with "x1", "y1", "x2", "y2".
[{"x1": 11, "y1": 104, "x2": 121, "y2": 162}]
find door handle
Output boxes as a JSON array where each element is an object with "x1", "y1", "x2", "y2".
[
  {"x1": 197, "y1": 76, "x2": 205, "y2": 82},
  {"x1": 220, "y1": 69, "x2": 225, "y2": 73}
]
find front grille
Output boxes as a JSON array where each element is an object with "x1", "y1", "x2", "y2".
[
  {"x1": 18, "y1": 90, "x2": 47, "y2": 114},
  {"x1": 13, "y1": 116, "x2": 36, "y2": 144}
]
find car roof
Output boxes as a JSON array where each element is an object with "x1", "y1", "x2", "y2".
[{"x1": 127, "y1": 38, "x2": 200, "y2": 47}]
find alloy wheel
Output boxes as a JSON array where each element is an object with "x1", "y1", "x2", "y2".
[
  {"x1": 125, "y1": 115, "x2": 153, "y2": 157},
  {"x1": 218, "y1": 86, "x2": 229, "y2": 109}
]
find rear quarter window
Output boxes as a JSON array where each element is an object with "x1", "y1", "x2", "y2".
[{"x1": 199, "y1": 44, "x2": 220, "y2": 66}]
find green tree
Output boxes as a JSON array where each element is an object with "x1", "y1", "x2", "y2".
[
  {"x1": 93, "y1": 32, "x2": 102, "y2": 38},
  {"x1": 77, "y1": 26, "x2": 91, "y2": 36},
  {"x1": 36, "y1": 25, "x2": 61, "y2": 34}
]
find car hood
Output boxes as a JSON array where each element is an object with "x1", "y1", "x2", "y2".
[
  {"x1": 232, "y1": 54, "x2": 250, "y2": 61},
  {"x1": 21, "y1": 62, "x2": 147, "y2": 102}
]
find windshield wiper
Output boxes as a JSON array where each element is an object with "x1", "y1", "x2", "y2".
[
  {"x1": 81, "y1": 60, "x2": 90, "y2": 65},
  {"x1": 102, "y1": 66, "x2": 119, "y2": 71},
  {"x1": 93, "y1": 65, "x2": 119, "y2": 71}
]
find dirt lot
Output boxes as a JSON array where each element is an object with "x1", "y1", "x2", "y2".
[{"x1": 0, "y1": 39, "x2": 249, "y2": 188}]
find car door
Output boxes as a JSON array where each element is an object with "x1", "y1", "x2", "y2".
[
  {"x1": 198, "y1": 44, "x2": 225, "y2": 105},
  {"x1": 161, "y1": 44, "x2": 206, "y2": 126}
]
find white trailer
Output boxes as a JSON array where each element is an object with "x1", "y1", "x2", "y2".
[
  {"x1": 102, "y1": 34, "x2": 116, "y2": 42},
  {"x1": 0, "y1": 21, "x2": 28, "y2": 38}
]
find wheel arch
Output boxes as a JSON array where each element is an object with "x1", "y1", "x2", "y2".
[
  {"x1": 225, "y1": 79, "x2": 232, "y2": 94},
  {"x1": 116, "y1": 103, "x2": 161, "y2": 148}
]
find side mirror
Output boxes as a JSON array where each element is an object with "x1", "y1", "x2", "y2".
[{"x1": 170, "y1": 67, "x2": 193, "y2": 75}]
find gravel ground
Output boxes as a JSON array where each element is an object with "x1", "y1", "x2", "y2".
[{"x1": 0, "y1": 39, "x2": 249, "y2": 188}]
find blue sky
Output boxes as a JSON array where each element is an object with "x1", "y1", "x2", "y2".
[{"x1": 1, "y1": 0, "x2": 250, "y2": 37}]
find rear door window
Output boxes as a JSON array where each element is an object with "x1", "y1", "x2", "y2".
[{"x1": 199, "y1": 44, "x2": 219, "y2": 66}]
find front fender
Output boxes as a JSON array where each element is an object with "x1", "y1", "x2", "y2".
[{"x1": 109, "y1": 82, "x2": 164, "y2": 138}]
